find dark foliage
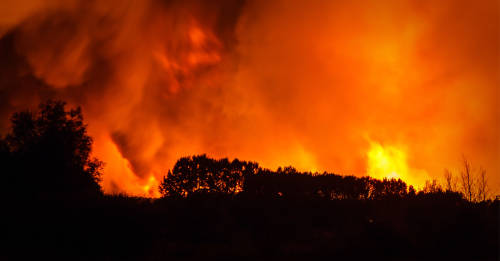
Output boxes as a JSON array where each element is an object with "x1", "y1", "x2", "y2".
[
  {"x1": 0, "y1": 100, "x2": 102, "y2": 200},
  {"x1": 159, "y1": 155, "x2": 258, "y2": 197},
  {"x1": 162, "y1": 155, "x2": 417, "y2": 201}
]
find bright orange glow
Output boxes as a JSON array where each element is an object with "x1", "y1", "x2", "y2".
[
  {"x1": 0, "y1": 0, "x2": 498, "y2": 196},
  {"x1": 142, "y1": 176, "x2": 161, "y2": 198},
  {"x1": 93, "y1": 133, "x2": 161, "y2": 197}
]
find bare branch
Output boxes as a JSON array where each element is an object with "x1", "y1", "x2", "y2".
[
  {"x1": 460, "y1": 155, "x2": 474, "y2": 201},
  {"x1": 477, "y1": 167, "x2": 488, "y2": 202},
  {"x1": 444, "y1": 168, "x2": 454, "y2": 192}
]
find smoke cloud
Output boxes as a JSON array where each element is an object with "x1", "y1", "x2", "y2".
[{"x1": 0, "y1": 0, "x2": 498, "y2": 196}]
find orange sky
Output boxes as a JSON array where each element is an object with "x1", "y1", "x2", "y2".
[{"x1": 0, "y1": 0, "x2": 498, "y2": 196}]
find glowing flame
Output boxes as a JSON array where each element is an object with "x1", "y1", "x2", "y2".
[
  {"x1": 0, "y1": 0, "x2": 497, "y2": 196},
  {"x1": 367, "y1": 141, "x2": 407, "y2": 180},
  {"x1": 93, "y1": 134, "x2": 161, "y2": 197},
  {"x1": 366, "y1": 141, "x2": 428, "y2": 188},
  {"x1": 142, "y1": 176, "x2": 161, "y2": 198}
]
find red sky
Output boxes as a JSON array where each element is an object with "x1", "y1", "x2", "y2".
[{"x1": 0, "y1": 0, "x2": 498, "y2": 196}]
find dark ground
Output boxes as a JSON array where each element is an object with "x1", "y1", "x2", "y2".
[{"x1": 3, "y1": 195, "x2": 498, "y2": 261}]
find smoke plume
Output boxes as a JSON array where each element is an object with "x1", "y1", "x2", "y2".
[{"x1": 0, "y1": 0, "x2": 498, "y2": 196}]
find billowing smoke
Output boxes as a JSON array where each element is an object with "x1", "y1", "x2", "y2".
[{"x1": 0, "y1": 0, "x2": 498, "y2": 196}]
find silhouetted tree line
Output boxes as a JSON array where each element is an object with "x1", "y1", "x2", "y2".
[
  {"x1": 0, "y1": 100, "x2": 491, "y2": 204},
  {"x1": 0, "y1": 100, "x2": 497, "y2": 260},
  {"x1": 243, "y1": 168, "x2": 411, "y2": 200},
  {"x1": 160, "y1": 155, "x2": 466, "y2": 202}
]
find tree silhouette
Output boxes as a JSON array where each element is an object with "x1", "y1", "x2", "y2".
[
  {"x1": 159, "y1": 155, "x2": 257, "y2": 197},
  {"x1": 158, "y1": 153, "x2": 492, "y2": 204},
  {"x1": 443, "y1": 168, "x2": 457, "y2": 192},
  {"x1": 1, "y1": 100, "x2": 102, "y2": 200},
  {"x1": 422, "y1": 179, "x2": 443, "y2": 193},
  {"x1": 460, "y1": 156, "x2": 475, "y2": 201},
  {"x1": 440, "y1": 157, "x2": 492, "y2": 202},
  {"x1": 476, "y1": 167, "x2": 488, "y2": 202}
]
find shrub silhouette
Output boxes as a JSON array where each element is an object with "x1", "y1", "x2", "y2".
[{"x1": 1, "y1": 100, "x2": 102, "y2": 200}]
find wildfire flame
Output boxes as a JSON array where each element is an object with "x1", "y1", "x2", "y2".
[
  {"x1": 0, "y1": 0, "x2": 498, "y2": 196},
  {"x1": 367, "y1": 142, "x2": 406, "y2": 181},
  {"x1": 366, "y1": 141, "x2": 428, "y2": 188}
]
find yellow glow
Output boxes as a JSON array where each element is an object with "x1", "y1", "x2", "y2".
[
  {"x1": 143, "y1": 176, "x2": 160, "y2": 198},
  {"x1": 367, "y1": 141, "x2": 408, "y2": 180},
  {"x1": 366, "y1": 141, "x2": 429, "y2": 188}
]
